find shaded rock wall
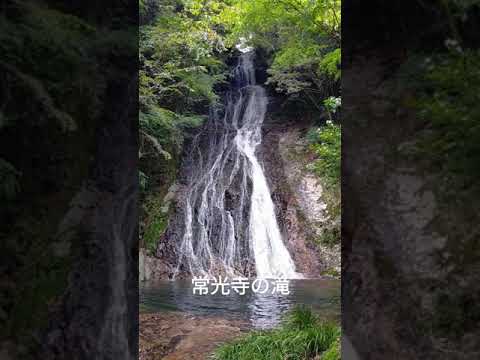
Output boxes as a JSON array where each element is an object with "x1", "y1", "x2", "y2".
[
  {"x1": 342, "y1": 56, "x2": 480, "y2": 359},
  {"x1": 41, "y1": 74, "x2": 139, "y2": 360},
  {"x1": 150, "y1": 112, "x2": 341, "y2": 279},
  {"x1": 261, "y1": 117, "x2": 340, "y2": 277},
  {"x1": 149, "y1": 53, "x2": 341, "y2": 280}
]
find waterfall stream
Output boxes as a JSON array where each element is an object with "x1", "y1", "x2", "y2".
[{"x1": 175, "y1": 52, "x2": 300, "y2": 279}]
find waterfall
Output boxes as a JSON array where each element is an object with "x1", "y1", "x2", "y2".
[{"x1": 175, "y1": 52, "x2": 300, "y2": 279}]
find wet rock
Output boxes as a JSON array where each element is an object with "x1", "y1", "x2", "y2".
[
  {"x1": 140, "y1": 249, "x2": 173, "y2": 281},
  {"x1": 139, "y1": 312, "x2": 248, "y2": 360},
  {"x1": 342, "y1": 55, "x2": 480, "y2": 358},
  {"x1": 261, "y1": 121, "x2": 341, "y2": 277}
]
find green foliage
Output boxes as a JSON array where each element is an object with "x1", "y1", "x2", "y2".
[
  {"x1": 307, "y1": 122, "x2": 341, "y2": 186},
  {"x1": 139, "y1": 105, "x2": 205, "y2": 179},
  {"x1": 323, "y1": 96, "x2": 341, "y2": 113},
  {"x1": 140, "y1": 106, "x2": 177, "y2": 160},
  {"x1": 306, "y1": 121, "x2": 341, "y2": 252},
  {"x1": 408, "y1": 50, "x2": 480, "y2": 183},
  {"x1": 319, "y1": 48, "x2": 341, "y2": 80},
  {"x1": 221, "y1": 0, "x2": 341, "y2": 107},
  {"x1": 321, "y1": 267, "x2": 340, "y2": 277},
  {"x1": 285, "y1": 305, "x2": 319, "y2": 330},
  {"x1": 214, "y1": 307, "x2": 340, "y2": 360},
  {"x1": 139, "y1": 0, "x2": 229, "y2": 252},
  {"x1": 0, "y1": 1, "x2": 105, "y2": 129},
  {"x1": 143, "y1": 196, "x2": 169, "y2": 254},
  {"x1": 317, "y1": 227, "x2": 341, "y2": 247},
  {"x1": 139, "y1": 1, "x2": 225, "y2": 166},
  {"x1": 4, "y1": 252, "x2": 71, "y2": 345},
  {"x1": 139, "y1": 0, "x2": 343, "y2": 254},
  {"x1": 139, "y1": 0, "x2": 227, "y2": 111},
  {"x1": 0, "y1": 2, "x2": 136, "y2": 353},
  {"x1": 323, "y1": 96, "x2": 341, "y2": 121},
  {"x1": 322, "y1": 338, "x2": 340, "y2": 360}
]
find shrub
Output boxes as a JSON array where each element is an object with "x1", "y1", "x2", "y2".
[
  {"x1": 213, "y1": 307, "x2": 340, "y2": 360},
  {"x1": 307, "y1": 123, "x2": 341, "y2": 186},
  {"x1": 407, "y1": 50, "x2": 480, "y2": 185}
]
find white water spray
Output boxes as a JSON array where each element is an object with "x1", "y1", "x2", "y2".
[{"x1": 175, "y1": 52, "x2": 300, "y2": 279}]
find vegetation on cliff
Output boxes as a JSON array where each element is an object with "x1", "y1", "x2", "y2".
[
  {"x1": 402, "y1": 4, "x2": 480, "y2": 343},
  {"x1": 0, "y1": 0, "x2": 136, "y2": 356},
  {"x1": 405, "y1": 49, "x2": 480, "y2": 187},
  {"x1": 139, "y1": 4, "x2": 343, "y2": 356},
  {"x1": 139, "y1": 0, "x2": 342, "y2": 255},
  {"x1": 139, "y1": 0, "x2": 229, "y2": 251},
  {"x1": 214, "y1": 307, "x2": 340, "y2": 360},
  {"x1": 221, "y1": 0, "x2": 340, "y2": 108},
  {"x1": 341, "y1": 1, "x2": 480, "y2": 356}
]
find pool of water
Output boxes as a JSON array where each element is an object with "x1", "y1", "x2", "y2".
[{"x1": 140, "y1": 279, "x2": 340, "y2": 329}]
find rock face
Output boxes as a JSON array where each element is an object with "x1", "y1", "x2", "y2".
[
  {"x1": 148, "y1": 56, "x2": 341, "y2": 280},
  {"x1": 149, "y1": 117, "x2": 341, "y2": 280},
  {"x1": 155, "y1": 183, "x2": 189, "y2": 279},
  {"x1": 148, "y1": 103, "x2": 341, "y2": 280},
  {"x1": 139, "y1": 249, "x2": 172, "y2": 281},
  {"x1": 139, "y1": 312, "x2": 248, "y2": 360},
  {"x1": 342, "y1": 54, "x2": 480, "y2": 359},
  {"x1": 40, "y1": 75, "x2": 139, "y2": 360},
  {"x1": 261, "y1": 119, "x2": 341, "y2": 277}
]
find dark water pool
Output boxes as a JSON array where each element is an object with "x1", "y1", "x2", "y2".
[{"x1": 140, "y1": 279, "x2": 340, "y2": 329}]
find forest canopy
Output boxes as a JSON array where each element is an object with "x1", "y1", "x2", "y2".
[
  {"x1": 139, "y1": 0, "x2": 341, "y2": 175},
  {"x1": 138, "y1": 0, "x2": 342, "y2": 252}
]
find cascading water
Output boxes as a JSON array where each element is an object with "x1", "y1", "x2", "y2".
[{"x1": 175, "y1": 52, "x2": 300, "y2": 279}]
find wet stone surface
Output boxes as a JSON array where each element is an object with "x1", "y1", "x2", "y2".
[{"x1": 139, "y1": 312, "x2": 248, "y2": 360}]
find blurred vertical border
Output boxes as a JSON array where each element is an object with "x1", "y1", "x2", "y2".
[
  {"x1": 342, "y1": 0, "x2": 480, "y2": 358},
  {"x1": 0, "y1": 0, "x2": 138, "y2": 359}
]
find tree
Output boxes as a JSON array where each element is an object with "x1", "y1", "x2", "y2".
[{"x1": 220, "y1": 0, "x2": 341, "y2": 109}]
